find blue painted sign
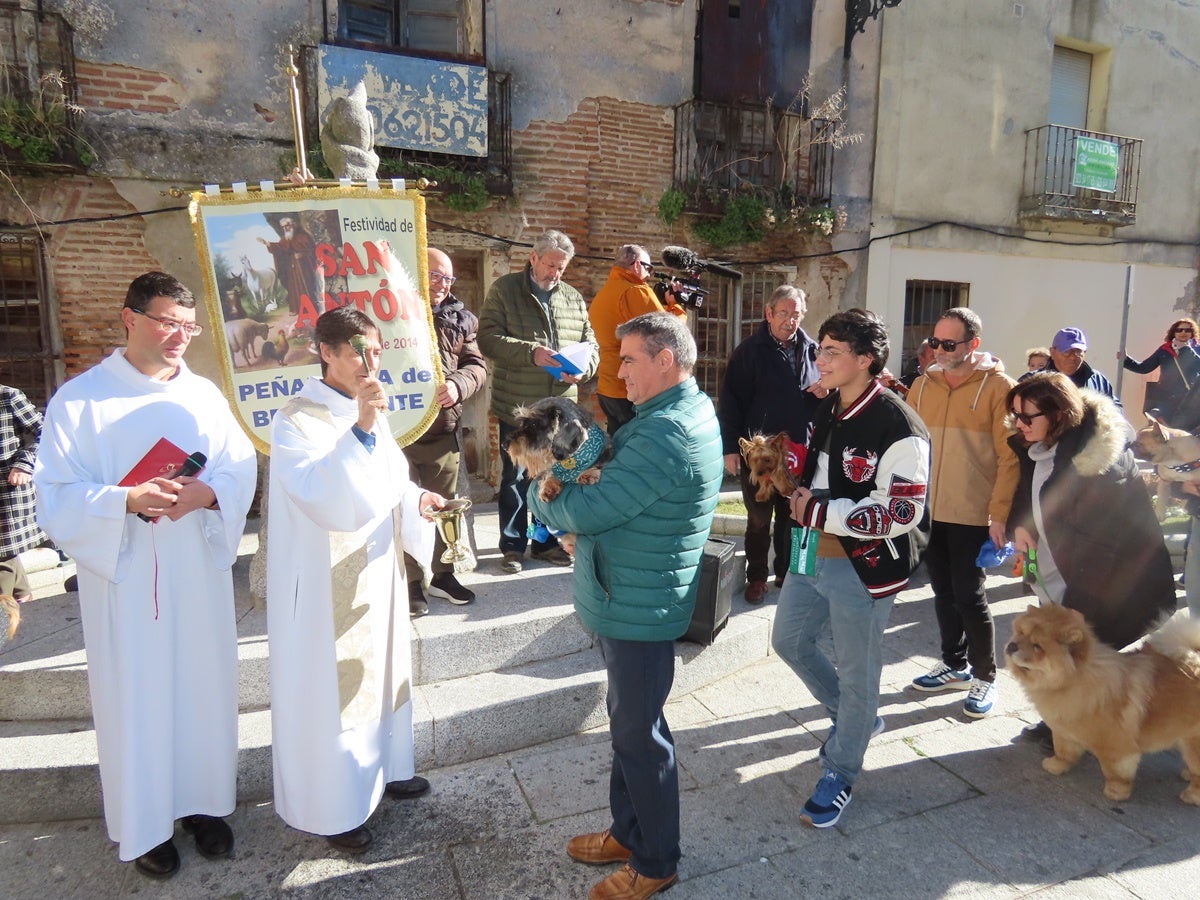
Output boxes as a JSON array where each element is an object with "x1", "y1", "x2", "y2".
[{"x1": 317, "y1": 44, "x2": 488, "y2": 158}]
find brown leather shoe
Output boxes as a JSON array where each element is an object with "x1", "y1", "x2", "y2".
[
  {"x1": 567, "y1": 828, "x2": 632, "y2": 865},
  {"x1": 589, "y1": 864, "x2": 677, "y2": 899},
  {"x1": 744, "y1": 580, "x2": 766, "y2": 604}
]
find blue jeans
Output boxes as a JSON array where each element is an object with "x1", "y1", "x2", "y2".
[
  {"x1": 497, "y1": 421, "x2": 560, "y2": 555},
  {"x1": 772, "y1": 555, "x2": 894, "y2": 785},
  {"x1": 598, "y1": 636, "x2": 680, "y2": 880}
]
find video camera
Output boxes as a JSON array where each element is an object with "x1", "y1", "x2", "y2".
[{"x1": 651, "y1": 245, "x2": 710, "y2": 311}]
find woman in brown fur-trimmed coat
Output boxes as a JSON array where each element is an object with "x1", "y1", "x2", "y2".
[{"x1": 1006, "y1": 372, "x2": 1176, "y2": 652}]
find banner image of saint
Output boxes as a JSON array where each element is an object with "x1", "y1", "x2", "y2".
[{"x1": 190, "y1": 188, "x2": 440, "y2": 453}]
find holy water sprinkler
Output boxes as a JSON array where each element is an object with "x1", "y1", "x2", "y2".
[{"x1": 349, "y1": 334, "x2": 371, "y2": 373}]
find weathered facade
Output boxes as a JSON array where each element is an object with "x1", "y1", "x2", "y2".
[
  {"x1": 2, "y1": 0, "x2": 846, "y2": 483},
  {"x1": 838, "y1": 0, "x2": 1200, "y2": 414}
]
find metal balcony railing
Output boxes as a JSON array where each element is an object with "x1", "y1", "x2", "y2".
[
  {"x1": 672, "y1": 99, "x2": 834, "y2": 211},
  {"x1": 1020, "y1": 123, "x2": 1142, "y2": 227},
  {"x1": 0, "y1": 1, "x2": 84, "y2": 171}
]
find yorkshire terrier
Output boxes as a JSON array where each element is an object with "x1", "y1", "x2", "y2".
[
  {"x1": 506, "y1": 397, "x2": 615, "y2": 501},
  {"x1": 738, "y1": 432, "x2": 805, "y2": 501}
]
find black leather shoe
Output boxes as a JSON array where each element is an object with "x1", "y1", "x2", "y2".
[
  {"x1": 181, "y1": 814, "x2": 234, "y2": 858},
  {"x1": 385, "y1": 775, "x2": 431, "y2": 799},
  {"x1": 134, "y1": 838, "x2": 180, "y2": 880},
  {"x1": 327, "y1": 824, "x2": 373, "y2": 853}
]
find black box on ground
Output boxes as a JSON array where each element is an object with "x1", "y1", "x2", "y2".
[{"x1": 682, "y1": 537, "x2": 736, "y2": 645}]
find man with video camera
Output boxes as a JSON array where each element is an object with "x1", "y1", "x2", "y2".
[{"x1": 589, "y1": 244, "x2": 687, "y2": 435}]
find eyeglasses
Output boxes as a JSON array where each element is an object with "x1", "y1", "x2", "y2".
[
  {"x1": 1012, "y1": 410, "x2": 1048, "y2": 427},
  {"x1": 429, "y1": 272, "x2": 457, "y2": 286},
  {"x1": 816, "y1": 346, "x2": 851, "y2": 360},
  {"x1": 1176, "y1": 328, "x2": 1194, "y2": 334},
  {"x1": 635, "y1": 259, "x2": 653, "y2": 271},
  {"x1": 928, "y1": 337, "x2": 969, "y2": 351},
  {"x1": 131, "y1": 308, "x2": 203, "y2": 337}
]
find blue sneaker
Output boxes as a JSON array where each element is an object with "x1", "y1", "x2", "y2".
[
  {"x1": 963, "y1": 679, "x2": 996, "y2": 718},
  {"x1": 826, "y1": 716, "x2": 885, "y2": 745},
  {"x1": 801, "y1": 769, "x2": 852, "y2": 828},
  {"x1": 911, "y1": 662, "x2": 972, "y2": 692}
]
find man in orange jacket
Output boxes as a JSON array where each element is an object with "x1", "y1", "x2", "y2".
[{"x1": 589, "y1": 244, "x2": 687, "y2": 435}]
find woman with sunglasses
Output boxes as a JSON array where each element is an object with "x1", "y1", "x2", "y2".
[
  {"x1": 1117, "y1": 317, "x2": 1200, "y2": 427},
  {"x1": 1007, "y1": 372, "x2": 1175, "y2": 643},
  {"x1": 1005, "y1": 373, "x2": 1177, "y2": 746}
]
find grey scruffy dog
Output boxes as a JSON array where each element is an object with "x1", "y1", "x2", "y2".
[{"x1": 505, "y1": 397, "x2": 615, "y2": 501}]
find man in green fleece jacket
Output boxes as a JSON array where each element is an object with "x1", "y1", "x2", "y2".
[{"x1": 529, "y1": 312, "x2": 722, "y2": 900}]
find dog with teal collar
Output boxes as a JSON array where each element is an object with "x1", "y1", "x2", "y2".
[{"x1": 506, "y1": 397, "x2": 615, "y2": 502}]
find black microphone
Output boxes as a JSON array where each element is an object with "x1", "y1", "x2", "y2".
[
  {"x1": 661, "y1": 245, "x2": 702, "y2": 271},
  {"x1": 138, "y1": 451, "x2": 208, "y2": 523}
]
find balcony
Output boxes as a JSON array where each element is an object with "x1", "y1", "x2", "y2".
[
  {"x1": 671, "y1": 98, "x2": 833, "y2": 213},
  {"x1": 1020, "y1": 124, "x2": 1142, "y2": 228},
  {"x1": 0, "y1": 1, "x2": 87, "y2": 172}
]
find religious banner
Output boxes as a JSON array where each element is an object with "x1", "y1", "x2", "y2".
[{"x1": 189, "y1": 186, "x2": 440, "y2": 453}]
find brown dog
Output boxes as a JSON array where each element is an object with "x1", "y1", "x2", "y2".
[
  {"x1": 1005, "y1": 603, "x2": 1200, "y2": 804},
  {"x1": 738, "y1": 433, "x2": 800, "y2": 502},
  {"x1": 1133, "y1": 412, "x2": 1200, "y2": 517}
]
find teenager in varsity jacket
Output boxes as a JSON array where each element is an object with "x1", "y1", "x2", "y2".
[{"x1": 773, "y1": 308, "x2": 931, "y2": 830}]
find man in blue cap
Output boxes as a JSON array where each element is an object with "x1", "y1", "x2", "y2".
[{"x1": 1021, "y1": 326, "x2": 1120, "y2": 405}]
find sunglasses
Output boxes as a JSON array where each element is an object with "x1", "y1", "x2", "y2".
[
  {"x1": 928, "y1": 337, "x2": 969, "y2": 351},
  {"x1": 1012, "y1": 410, "x2": 1048, "y2": 427},
  {"x1": 1176, "y1": 328, "x2": 1194, "y2": 334}
]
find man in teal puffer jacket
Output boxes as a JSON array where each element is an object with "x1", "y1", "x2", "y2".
[{"x1": 529, "y1": 312, "x2": 722, "y2": 900}]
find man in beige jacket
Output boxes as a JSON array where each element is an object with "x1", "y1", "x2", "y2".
[{"x1": 905, "y1": 307, "x2": 1018, "y2": 719}]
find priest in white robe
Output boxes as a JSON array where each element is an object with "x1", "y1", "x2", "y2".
[
  {"x1": 34, "y1": 272, "x2": 256, "y2": 880},
  {"x1": 267, "y1": 305, "x2": 439, "y2": 853}
]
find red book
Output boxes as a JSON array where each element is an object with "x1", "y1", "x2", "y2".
[{"x1": 119, "y1": 437, "x2": 191, "y2": 487}]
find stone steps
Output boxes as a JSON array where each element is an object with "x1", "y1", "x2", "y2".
[{"x1": 0, "y1": 505, "x2": 763, "y2": 825}]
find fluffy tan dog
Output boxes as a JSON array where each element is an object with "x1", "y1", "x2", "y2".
[
  {"x1": 737, "y1": 433, "x2": 796, "y2": 502},
  {"x1": 1005, "y1": 603, "x2": 1200, "y2": 804}
]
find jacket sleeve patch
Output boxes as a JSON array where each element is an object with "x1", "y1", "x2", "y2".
[
  {"x1": 888, "y1": 474, "x2": 927, "y2": 500},
  {"x1": 888, "y1": 498, "x2": 917, "y2": 525},
  {"x1": 846, "y1": 503, "x2": 893, "y2": 536}
]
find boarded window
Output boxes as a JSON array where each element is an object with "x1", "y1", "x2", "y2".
[
  {"x1": 338, "y1": 0, "x2": 467, "y2": 56},
  {"x1": 0, "y1": 232, "x2": 57, "y2": 408}
]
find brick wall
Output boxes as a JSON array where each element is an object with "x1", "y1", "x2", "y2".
[
  {"x1": 42, "y1": 181, "x2": 160, "y2": 375},
  {"x1": 75, "y1": 62, "x2": 183, "y2": 115}
]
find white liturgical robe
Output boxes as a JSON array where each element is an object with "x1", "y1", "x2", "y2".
[
  {"x1": 34, "y1": 350, "x2": 256, "y2": 861},
  {"x1": 267, "y1": 377, "x2": 433, "y2": 836}
]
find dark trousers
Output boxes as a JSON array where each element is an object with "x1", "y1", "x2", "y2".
[
  {"x1": 497, "y1": 421, "x2": 559, "y2": 555},
  {"x1": 598, "y1": 635, "x2": 680, "y2": 880},
  {"x1": 739, "y1": 466, "x2": 792, "y2": 583},
  {"x1": 925, "y1": 520, "x2": 996, "y2": 682},
  {"x1": 597, "y1": 393, "x2": 635, "y2": 437},
  {"x1": 402, "y1": 431, "x2": 460, "y2": 579}
]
